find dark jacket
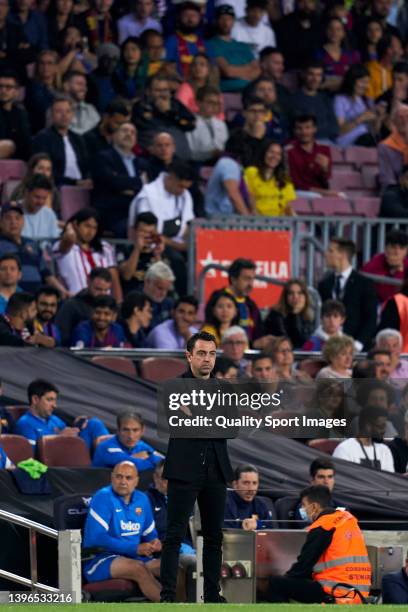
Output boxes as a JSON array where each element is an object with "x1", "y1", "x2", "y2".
[
  {"x1": 0, "y1": 315, "x2": 27, "y2": 347},
  {"x1": 289, "y1": 90, "x2": 338, "y2": 142},
  {"x1": 224, "y1": 490, "x2": 276, "y2": 529},
  {"x1": 55, "y1": 289, "x2": 95, "y2": 346},
  {"x1": 162, "y1": 369, "x2": 234, "y2": 484},
  {"x1": 263, "y1": 310, "x2": 315, "y2": 349},
  {"x1": 318, "y1": 270, "x2": 377, "y2": 349},
  {"x1": 380, "y1": 185, "x2": 408, "y2": 218},
  {"x1": 0, "y1": 104, "x2": 31, "y2": 160},
  {"x1": 382, "y1": 568, "x2": 408, "y2": 604},
  {"x1": 32, "y1": 126, "x2": 89, "y2": 185},
  {"x1": 388, "y1": 437, "x2": 408, "y2": 474},
  {"x1": 83, "y1": 125, "x2": 110, "y2": 158},
  {"x1": 276, "y1": 11, "x2": 321, "y2": 70},
  {"x1": 377, "y1": 292, "x2": 408, "y2": 334},
  {"x1": 146, "y1": 484, "x2": 193, "y2": 545}
]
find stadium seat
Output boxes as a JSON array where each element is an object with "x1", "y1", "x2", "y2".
[
  {"x1": 330, "y1": 170, "x2": 363, "y2": 191},
  {"x1": 60, "y1": 186, "x2": 90, "y2": 221},
  {"x1": 91, "y1": 356, "x2": 137, "y2": 378},
  {"x1": 222, "y1": 92, "x2": 242, "y2": 122},
  {"x1": 352, "y1": 197, "x2": 381, "y2": 217},
  {"x1": 0, "y1": 160, "x2": 27, "y2": 183},
  {"x1": 2, "y1": 179, "x2": 20, "y2": 203},
  {"x1": 361, "y1": 166, "x2": 379, "y2": 190},
  {"x1": 344, "y1": 146, "x2": 378, "y2": 168},
  {"x1": 298, "y1": 358, "x2": 326, "y2": 378},
  {"x1": 310, "y1": 197, "x2": 353, "y2": 216},
  {"x1": 308, "y1": 438, "x2": 341, "y2": 455},
  {"x1": 329, "y1": 146, "x2": 344, "y2": 164},
  {"x1": 38, "y1": 435, "x2": 91, "y2": 467},
  {"x1": 5, "y1": 405, "x2": 28, "y2": 422},
  {"x1": 0, "y1": 434, "x2": 33, "y2": 464},
  {"x1": 291, "y1": 198, "x2": 311, "y2": 215},
  {"x1": 140, "y1": 357, "x2": 186, "y2": 382},
  {"x1": 275, "y1": 495, "x2": 304, "y2": 529}
]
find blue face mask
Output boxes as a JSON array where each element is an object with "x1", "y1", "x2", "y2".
[{"x1": 299, "y1": 506, "x2": 311, "y2": 522}]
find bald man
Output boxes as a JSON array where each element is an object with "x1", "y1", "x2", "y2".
[{"x1": 82, "y1": 461, "x2": 162, "y2": 601}]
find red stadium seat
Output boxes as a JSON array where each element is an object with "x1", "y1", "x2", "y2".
[
  {"x1": 83, "y1": 580, "x2": 137, "y2": 600},
  {"x1": 299, "y1": 358, "x2": 326, "y2": 379},
  {"x1": 0, "y1": 160, "x2": 27, "y2": 183},
  {"x1": 91, "y1": 356, "x2": 137, "y2": 378},
  {"x1": 38, "y1": 435, "x2": 91, "y2": 467},
  {"x1": 0, "y1": 434, "x2": 33, "y2": 464},
  {"x1": 60, "y1": 186, "x2": 90, "y2": 221},
  {"x1": 344, "y1": 146, "x2": 378, "y2": 167},
  {"x1": 308, "y1": 438, "x2": 341, "y2": 455},
  {"x1": 140, "y1": 357, "x2": 186, "y2": 382},
  {"x1": 222, "y1": 92, "x2": 242, "y2": 121},
  {"x1": 330, "y1": 170, "x2": 363, "y2": 191},
  {"x1": 361, "y1": 165, "x2": 379, "y2": 190},
  {"x1": 5, "y1": 405, "x2": 28, "y2": 422},
  {"x1": 310, "y1": 197, "x2": 353, "y2": 216},
  {"x1": 329, "y1": 146, "x2": 344, "y2": 164},
  {"x1": 2, "y1": 179, "x2": 20, "y2": 203},
  {"x1": 352, "y1": 197, "x2": 381, "y2": 217},
  {"x1": 291, "y1": 198, "x2": 311, "y2": 215}
]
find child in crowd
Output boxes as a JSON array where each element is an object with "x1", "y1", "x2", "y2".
[{"x1": 303, "y1": 299, "x2": 346, "y2": 351}]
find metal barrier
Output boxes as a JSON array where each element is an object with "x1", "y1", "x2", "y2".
[{"x1": 0, "y1": 509, "x2": 81, "y2": 602}]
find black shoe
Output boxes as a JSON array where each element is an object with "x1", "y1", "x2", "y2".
[{"x1": 204, "y1": 595, "x2": 227, "y2": 603}]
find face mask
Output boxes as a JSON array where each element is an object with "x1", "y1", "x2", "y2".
[{"x1": 299, "y1": 506, "x2": 311, "y2": 522}]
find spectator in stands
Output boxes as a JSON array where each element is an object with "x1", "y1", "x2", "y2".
[
  {"x1": 61, "y1": 71, "x2": 100, "y2": 135},
  {"x1": 306, "y1": 380, "x2": 346, "y2": 437},
  {"x1": 132, "y1": 74, "x2": 195, "y2": 158},
  {"x1": 143, "y1": 261, "x2": 175, "y2": 331},
  {"x1": 186, "y1": 86, "x2": 228, "y2": 163},
  {"x1": 32, "y1": 286, "x2": 61, "y2": 348},
  {"x1": 259, "y1": 47, "x2": 291, "y2": 112},
  {"x1": 240, "y1": 77, "x2": 287, "y2": 143},
  {"x1": 0, "y1": 254, "x2": 22, "y2": 315},
  {"x1": 0, "y1": 0, "x2": 34, "y2": 78},
  {"x1": 318, "y1": 238, "x2": 377, "y2": 350},
  {"x1": 83, "y1": 0, "x2": 116, "y2": 53},
  {"x1": 388, "y1": 412, "x2": 408, "y2": 475},
  {"x1": 53, "y1": 207, "x2": 121, "y2": 302},
  {"x1": 263, "y1": 279, "x2": 315, "y2": 349},
  {"x1": 376, "y1": 328, "x2": 408, "y2": 381},
  {"x1": 10, "y1": 0, "x2": 48, "y2": 52},
  {"x1": 118, "y1": 0, "x2": 161, "y2": 44},
  {"x1": 231, "y1": 0, "x2": 276, "y2": 57},
  {"x1": 289, "y1": 63, "x2": 339, "y2": 143},
  {"x1": 244, "y1": 141, "x2": 296, "y2": 217},
  {"x1": 83, "y1": 100, "x2": 131, "y2": 157},
  {"x1": 334, "y1": 64, "x2": 381, "y2": 147},
  {"x1": 92, "y1": 122, "x2": 145, "y2": 237},
  {"x1": 112, "y1": 36, "x2": 146, "y2": 100},
  {"x1": 270, "y1": 336, "x2": 311, "y2": 384},
  {"x1": 46, "y1": 0, "x2": 87, "y2": 52},
  {"x1": 16, "y1": 378, "x2": 108, "y2": 451},
  {"x1": 362, "y1": 230, "x2": 408, "y2": 303},
  {"x1": 0, "y1": 68, "x2": 31, "y2": 160},
  {"x1": 207, "y1": 5, "x2": 260, "y2": 93},
  {"x1": 232, "y1": 97, "x2": 273, "y2": 167},
  {"x1": 224, "y1": 464, "x2": 275, "y2": 530},
  {"x1": 359, "y1": 17, "x2": 384, "y2": 62},
  {"x1": 376, "y1": 61, "x2": 408, "y2": 135},
  {"x1": 165, "y1": 1, "x2": 210, "y2": 76},
  {"x1": 315, "y1": 18, "x2": 360, "y2": 92},
  {"x1": 176, "y1": 52, "x2": 221, "y2": 117},
  {"x1": 21, "y1": 175, "x2": 60, "y2": 241},
  {"x1": 303, "y1": 300, "x2": 346, "y2": 351},
  {"x1": 367, "y1": 348, "x2": 393, "y2": 381},
  {"x1": 357, "y1": 0, "x2": 401, "y2": 41},
  {"x1": 72, "y1": 295, "x2": 125, "y2": 348},
  {"x1": 316, "y1": 334, "x2": 354, "y2": 379},
  {"x1": 332, "y1": 405, "x2": 395, "y2": 471},
  {"x1": 353, "y1": 378, "x2": 401, "y2": 436},
  {"x1": 251, "y1": 353, "x2": 278, "y2": 382},
  {"x1": 0, "y1": 291, "x2": 36, "y2": 346},
  {"x1": 380, "y1": 164, "x2": 408, "y2": 217},
  {"x1": 276, "y1": 0, "x2": 321, "y2": 70},
  {"x1": 119, "y1": 291, "x2": 152, "y2": 347},
  {"x1": 32, "y1": 95, "x2": 91, "y2": 188},
  {"x1": 382, "y1": 551, "x2": 408, "y2": 603},
  {"x1": 378, "y1": 268, "x2": 408, "y2": 351},
  {"x1": 378, "y1": 105, "x2": 408, "y2": 190},
  {"x1": 146, "y1": 295, "x2": 198, "y2": 349},
  {"x1": 366, "y1": 35, "x2": 403, "y2": 100},
  {"x1": 213, "y1": 357, "x2": 239, "y2": 379},
  {"x1": 55, "y1": 267, "x2": 112, "y2": 346},
  {"x1": 57, "y1": 25, "x2": 96, "y2": 75},
  {"x1": 220, "y1": 326, "x2": 250, "y2": 377},
  {"x1": 93, "y1": 411, "x2": 164, "y2": 471},
  {"x1": 25, "y1": 50, "x2": 60, "y2": 134},
  {"x1": 89, "y1": 43, "x2": 120, "y2": 112},
  {"x1": 0, "y1": 203, "x2": 66, "y2": 295},
  {"x1": 202, "y1": 290, "x2": 239, "y2": 345},
  {"x1": 140, "y1": 29, "x2": 166, "y2": 77},
  {"x1": 82, "y1": 461, "x2": 161, "y2": 601},
  {"x1": 11, "y1": 153, "x2": 60, "y2": 215},
  {"x1": 286, "y1": 115, "x2": 337, "y2": 197}
]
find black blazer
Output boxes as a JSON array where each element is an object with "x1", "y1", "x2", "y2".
[
  {"x1": 318, "y1": 269, "x2": 377, "y2": 350},
  {"x1": 32, "y1": 126, "x2": 89, "y2": 185},
  {"x1": 162, "y1": 369, "x2": 234, "y2": 484}
]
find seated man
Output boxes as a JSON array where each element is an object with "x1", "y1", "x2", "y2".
[
  {"x1": 220, "y1": 326, "x2": 250, "y2": 377},
  {"x1": 251, "y1": 353, "x2": 278, "y2": 382},
  {"x1": 33, "y1": 287, "x2": 61, "y2": 348},
  {"x1": 303, "y1": 299, "x2": 346, "y2": 351},
  {"x1": 82, "y1": 461, "x2": 162, "y2": 602},
  {"x1": 0, "y1": 291, "x2": 52, "y2": 348},
  {"x1": 142, "y1": 262, "x2": 175, "y2": 332},
  {"x1": 21, "y1": 174, "x2": 60, "y2": 241},
  {"x1": 362, "y1": 230, "x2": 408, "y2": 304},
  {"x1": 71, "y1": 295, "x2": 126, "y2": 348},
  {"x1": 375, "y1": 328, "x2": 408, "y2": 381},
  {"x1": 84, "y1": 100, "x2": 131, "y2": 158},
  {"x1": 224, "y1": 464, "x2": 275, "y2": 530},
  {"x1": 62, "y1": 71, "x2": 100, "y2": 136},
  {"x1": 380, "y1": 164, "x2": 408, "y2": 218},
  {"x1": 15, "y1": 378, "x2": 108, "y2": 452},
  {"x1": 231, "y1": 97, "x2": 271, "y2": 167},
  {"x1": 213, "y1": 357, "x2": 239, "y2": 379},
  {"x1": 231, "y1": 0, "x2": 276, "y2": 57},
  {"x1": 382, "y1": 552, "x2": 408, "y2": 604},
  {"x1": 186, "y1": 86, "x2": 228, "y2": 163},
  {"x1": 0, "y1": 253, "x2": 22, "y2": 315},
  {"x1": 267, "y1": 485, "x2": 371, "y2": 603},
  {"x1": 378, "y1": 105, "x2": 408, "y2": 190},
  {"x1": 93, "y1": 411, "x2": 164, "y2": 471},
  {"x1": 145, "y1": 296, "x2": 198, "y2": 349}
]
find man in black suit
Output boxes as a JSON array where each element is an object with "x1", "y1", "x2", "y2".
[
  {"x1": 32, "y1": 94, "x2": 91, "y2": 187},
  {"x1": 92, "y1": 121, "x2": 145, "y2": 237},
  {"x1": 160, "y1": 331, "x2": 234, "y2": 603},
  {"x1": 318, "y1": 238, "x2": 377, "y2": 351}
]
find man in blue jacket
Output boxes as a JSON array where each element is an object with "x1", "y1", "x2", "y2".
[
  {"x1": 382, "y1": 554, "x2": 408, "y2": 604},
  {"x1": 224, "y1": 464, "x2": 276, "y2": 530},
  {"x1": 82, "y1": 461, "x2": 162, "y2": 601}
]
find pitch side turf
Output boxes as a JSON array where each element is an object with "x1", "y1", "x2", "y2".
[{"x1": 0, "y1": 604, "x2": 403, "y2": 611}]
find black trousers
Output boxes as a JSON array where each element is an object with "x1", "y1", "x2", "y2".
[
  {"x1": 160, "y1": 448, "x2": 226, "y2": 602},
  {"x1": 268, "y1": 576, "x2": 329, "y2": 603}
]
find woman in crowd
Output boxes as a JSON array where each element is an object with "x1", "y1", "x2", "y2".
[
  {"x1": 202, "y1": 290, "x2": 240, "y2": 345},
  {"x1": 58, "y1": 25, "x2": 96, "y2": 74},
  {"x1": 119, "y1": 292, "x2": 152, "y2": 347},
  {"x1": 315, "y1": 17, "x2": 360, "y2": 91},
  {"x1": 263, "y1": 279, "x2": 315, "y2": 349},
  {"x1": 316, "y1": 334, "x2": 354, "y2": 379},
  {"x1": 47, "y1": 0, "x2": 86, "y2": 51},
  {"x1": 334, "y1": 64, "x2": 382, "y2": 147},
  {"x1": 113, "y1": 36, "x2": 145, "y2": 100},
  {"x1": 306, "y1": 379, "x2": 347, "y2": 438},
  {"x1": 53, "y1": 207, "x2": 122, "y2": 302},
  {"x1": 359, "y1": 17, "x2": 384, "y2": 62},
  {"x1": 244, "y1": 140, "x2": 296, "y2": 217},
  {"x1": 11, "y1": 153, "x2": 60, "y2": 215},
  {"x1": 25, "y1": 50, "x2": 61, "y2": 133},
  {"x1": 176, "y1": 52, "x2": 222, "y2": 117}
]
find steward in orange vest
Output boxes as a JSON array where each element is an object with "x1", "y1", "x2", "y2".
[{"x1": 267, "y1": 485, "x2": 371, "y2": 604}]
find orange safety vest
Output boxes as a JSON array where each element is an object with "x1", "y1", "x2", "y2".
[
  {"x1": 310, "y1": 510, "x2": 371, "y2": 604},
  {"x1": 393, "y1": 294, "x2": 408, "y2": 352}
]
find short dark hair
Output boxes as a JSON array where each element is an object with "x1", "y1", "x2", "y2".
[
  {"x1": 294, "y1": 113, "x2": 317, "y2": 126},
  {"x1": 6, "y1": 292, "x2": 35, "y2": 316},
  {"x1": 0, "y1": 253, "x2": 21, "y2": 270},
  {"x1": 234, "y1": 464, "x2": 259, "y2": 480},
  {"x1": 300, "y1": 485, "x2": 332, "y2": 508},
  {"x1": 0, "y1": 67, "x2": 19, "y2": 84},
  {"x1": 214, "y1": 357, "x2": 238, "y2": 376},
  {"x1": 174, "y1": 295, "x2": 198, "y2": 310},
  {"x1": 246, "y1": 0, "x2": 267, "y2": 10},
  {"x1": 228, "y1": 258, "x2": 256, "y2": 281},
  {"x1": 196, "y1": 85, "x2": 221, "y2": 102},
  {"x1": 259, "y1": 46, "x2": 282, "y2": 60},
  {"x1": 367, "y1": 348, "x2": 391, "y2": 360},
  {"x1": 104, "y1": 101, "x2": 130, "y2": 116},
  {"x1": 62, "y1": 70, "x2": 86, "y2": 84},
  {"x1": 385, "y1": 229, "x2": 408, "y2": 247},
  {"x1": 51, "y1": 93, "x2": 74, "y2": 107},
  {"x1": 167, "y1": 160, "x2": 195, "y2": 182},
  {"x1": 121, "y1": 291, "x2": 150, "y2": 319},
  {"x1": 244, "y1": 95, "x2": 266, "y2": 110},
  {"x1": 393, "y1": 61, "x2": 408, "y2": 76},
  {"x1": 28, "y1": 379, "x2": 58, "y2": 403},
  {"x1": 135, "y1": 212, "x2": 158, "y2": 228},
  {"x1": 89, "y1": 267, "x2": 112, "y2": 283},
  {"x1": 310, "y1": 458, "x2": 335, "y2": 478},
  {"x1": 304, "y1": 60, "x2": 324, "y2": 72},
  {"x1": 321, "y1": 299, "x2": 346, "y2": 318},
  {"x1": 356, "y1": 379, "x2": 395, "y2": 408},
  {"x1": 92, "y1": 295, "x2": 117, "y2": 312},
  {"x1": 117, "y1": 411, "x2": 145, "y2": 429},
  {"x1": 25, "y1": 174, "x2": 53, "y2": 193},
  {"x1": 330, "y1": 237, "x2": 356, "y2": 261},
  {"x1": 358, "y1": 405, "x2": 388, "y2": 430},
  {"x1": 35, "y1": 286, "x2": 60, "y2": 300},
  {"x1": 253, "y1": 353, "x2": 275, "y2": 367},
  {"x1": 186, "y1": 331, "x2": 216, "y2": 353},
  {"x1": 377, "y1": 35, "x2": 395, "y2": 60}
]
